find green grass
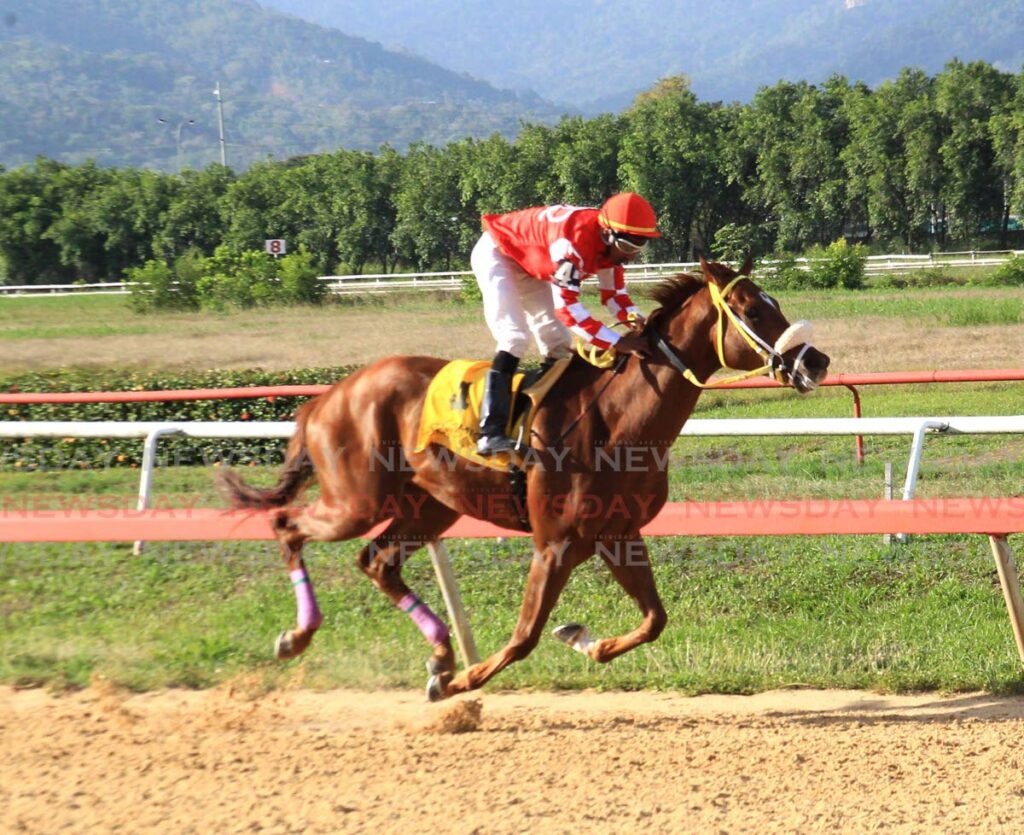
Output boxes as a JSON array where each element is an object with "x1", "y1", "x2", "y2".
[
  {"x1": 1, "y1": 381, "x2": 1021, "y2": 694},
  {"x1": 0, "y1": 294, "x2": 140, "y2": 337},
  {"x1": 2, "y1": 282, "x2": 1021, "y2": 694},
  {"x1": 5, "y1": 283, "x2": 1024, "y2": 338},
  {"x1": 744, "y1": 285, "x2": 1024, "y2": 325},
  {"x1": 2, "y1": 535, "x2": 1021, "y2": 694}
]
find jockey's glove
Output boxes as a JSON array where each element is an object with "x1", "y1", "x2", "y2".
[{"x1": 552, "y1": 260, "x2": 582, "y2": 291}]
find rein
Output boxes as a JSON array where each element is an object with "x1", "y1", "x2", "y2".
[
  {"x1": 550, "y1": 274, "x2": 815, "y2": 445},
  {"x1": 548, "y1": 352, "x2": 628, "y2": 448}
]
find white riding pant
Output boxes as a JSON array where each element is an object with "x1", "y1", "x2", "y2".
[{"x1": 471, "y1": 232, "x2": 573, "y2": 360}]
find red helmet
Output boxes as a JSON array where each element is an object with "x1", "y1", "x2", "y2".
[{"x1": 598, "y1": 193, "x2": 661, "y2": 238}]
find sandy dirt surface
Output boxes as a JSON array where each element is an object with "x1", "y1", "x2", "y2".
[{"x1": 4, "y1": 685, "x2": 1024, "y2": 833}]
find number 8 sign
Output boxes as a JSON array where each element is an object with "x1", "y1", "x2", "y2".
[{"x1": 264, "y1": 239, "x2": 287, "y2": 256}]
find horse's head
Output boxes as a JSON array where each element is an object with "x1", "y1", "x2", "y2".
[
  {"x1": 647, "y1": 256, "x2": 830, "y2": 393},
  {"x1": 697, "y1": 255, "x2": 830, "y2": 392}
]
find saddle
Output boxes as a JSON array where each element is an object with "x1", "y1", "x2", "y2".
[{"x1": 414, "y1": 358, "x2": 571, "y2": 471}]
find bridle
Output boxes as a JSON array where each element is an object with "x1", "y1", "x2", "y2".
[
  {"x1": 559, "y1": 275, "x2": 816, "y2": 447},
  {"x1": 652, "y1": 276, "x2": 816, "y2": 389}
]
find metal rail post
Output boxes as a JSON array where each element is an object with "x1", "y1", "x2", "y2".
[{"x1": 990, "y1": 535, "x2": 1024, "y2": 665}]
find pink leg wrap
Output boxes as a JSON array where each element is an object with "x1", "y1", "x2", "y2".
[
  {"x1": 290, "y1": 568, "x2": 323, "y2": 631},
  {"x1": 398, "y1": 593, "x2": 449, "y2": 646}
]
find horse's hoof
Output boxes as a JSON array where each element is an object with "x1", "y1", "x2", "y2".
[
  {"x1": 426, "y1": 674, "x2": 448, "y2": 703},
  {"x1": 552, "y1": 622, "x2": 596, "y2": 654},
  {"x1": 426, "y1": 657, "x2": 446, "y2": 676},
  {"x1": 274, "y1": 630, "x2": 297, "y2": 660},
  {"x1": 552, "y1": 622, "x2": 586, "y2": 645}
]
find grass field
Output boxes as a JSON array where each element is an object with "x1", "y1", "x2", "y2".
[
  {"x1": 4, "y1": 284, "x2": 1024, "y2": 372},
  {"x1": 1, "y1": 284, "x2": 1023, "y2": 695}
]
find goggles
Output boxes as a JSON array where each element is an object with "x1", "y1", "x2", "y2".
[{"x1": 611, "y1": 232, "x2": 649, "y2": 255}]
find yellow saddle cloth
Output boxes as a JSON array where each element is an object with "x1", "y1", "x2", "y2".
[{"x1": 414, "y1": 358, "x2": 569, "y2": 471}]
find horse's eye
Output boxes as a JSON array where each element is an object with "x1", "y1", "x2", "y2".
[{"x1": 745, "y1": 306, "x2": 760, "y2": 322}]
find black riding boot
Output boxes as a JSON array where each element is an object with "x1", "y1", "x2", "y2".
[{"x1": 477, "y1": 352, "x2": 518, "y2": 456}]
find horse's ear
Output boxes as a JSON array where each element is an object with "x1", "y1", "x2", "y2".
[
  {"x1": 739, "y1": 254, "x2": 754, "y2": 276},
  {"x1": 700, "y1": 256, "x2": 729, "y2": 286}
]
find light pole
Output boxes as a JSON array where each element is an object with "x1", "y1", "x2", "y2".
[
  {"x1": 213, "y1": 81, "x2": 227, "y2": 167},
  {"x1": 157, "y1": 117, "x2": 195, "y2": 172}
]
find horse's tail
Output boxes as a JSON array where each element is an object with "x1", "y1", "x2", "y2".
[{"x1": 219, "y1": 399, "x2": 317, "y2": 509}]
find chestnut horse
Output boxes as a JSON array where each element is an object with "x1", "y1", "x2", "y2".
[{"x1": 220, "y1": 257, "x2": 830, "y2": 700}]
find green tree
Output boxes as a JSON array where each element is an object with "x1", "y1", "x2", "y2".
[
  {"x1": 392, "y1": 143, "x2": 475, "y2": 270},
  {"x1": 730, "y1": 77, "x2": 853, "y2": 251},
  {"x1": 935, "y1": 60, "x2": 1015, "y2": 243},
  {"x1": 41, "y1": 161, "x2": 117, "y2": 281},
  {"x1": 842, "y1": 70, "x2": 941, "y2": 249},
  {"x1": 0, "y1": 159, "x2": 67, "y2": 284},
  {"x1": 89, "y1": 167, "x2": 179, "y2": 278},
  {"x1": 901, "y1": 73, "x2": 948, "y2": 247},
  {"x1": 220, "y1": 159, "x2": 302, "y2": 254},
  {"x1": 549, "y1": 114, "x2": 624, "y2": 206},
  {"x1": 156, "y1": 164, "x2": 236, "y2": 259},
  {"x1": 619, "y1": 76, "x2": 723, "y2": 260},
  {"x1": 318, "y1": 147, "x2": 400, "y2": 274},
  {"x1": 989, "y1": 69, "x2": 1024, "y2": 245},
  {"x1": 458, "y1": 125, "x2": 559, "y2": 217}
]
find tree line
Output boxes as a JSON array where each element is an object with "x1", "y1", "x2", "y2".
[{"x1": 2, "y1": 60, "x2": 1023, "y2": 286}]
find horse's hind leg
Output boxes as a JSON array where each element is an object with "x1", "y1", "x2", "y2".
[
  {"x1": 355, "y1": 491, "x2": 462, "y2": 682},
  {"x1": 553, "y1": 537, "x2": 667, "y2": 663},
  {"x1": 272, "y1": 502, "x2": 374, "y2": 660},
  {"x1": 272, "y1": 531, "x2": 321, "y2": 660}
]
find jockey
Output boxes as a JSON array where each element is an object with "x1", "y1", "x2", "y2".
[{"x1": 471, "y1": 192, "x2": 660, "y2": 456}]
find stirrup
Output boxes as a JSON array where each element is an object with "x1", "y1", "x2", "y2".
[{"x1": 476, "y1": 433, "x2": 516, "y2": 456}]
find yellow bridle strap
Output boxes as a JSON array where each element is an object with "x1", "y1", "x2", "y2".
[
  {"x1": 577, "y1": 277, "x2": 789, "y2": 387},
  {"x1": 680, "y1": 276, "x2": 782, "y2": 388},
  {"x1": 575, "y1": 338, "x2": 618, "y2": 368}
]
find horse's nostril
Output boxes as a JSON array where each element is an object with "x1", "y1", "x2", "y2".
[{"x1": 806, "y1": 351, "x2": 830, "y2": 372}]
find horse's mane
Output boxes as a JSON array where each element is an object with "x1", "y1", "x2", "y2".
[{"x1": 647, "y1": 272, "x2": 706, "y2": 317}]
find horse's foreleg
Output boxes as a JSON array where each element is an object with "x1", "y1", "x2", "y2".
[
  {"x1": 434, "y1": 539, "x2": 584, "y2": 701},
  {"x1": 553, "y1": 537, "x2": 667, "y2": 664}
]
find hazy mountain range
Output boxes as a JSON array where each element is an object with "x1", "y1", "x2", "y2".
[
  {"x1": 0, "y1": 0, "x2": 566, "y2": 170},
  {"x1": 262, "y1": 0, "x2": 1024, "y2": 110},
  {"x1": 1, "y1": 0, "x2": 1021, "y2": 171}
]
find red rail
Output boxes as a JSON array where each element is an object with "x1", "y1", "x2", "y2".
[
  {"x1": 0, "y1": 385, "x2": 327, "y2": 404},
  {"x1": 2, "y1": 369, "x2": 1022, "y2": 404},
  {"x1": 2, "y1": 498, "x2": 1023, "y2": 542}
]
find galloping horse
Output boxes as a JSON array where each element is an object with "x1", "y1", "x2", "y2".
[{"x1": 221, "y1": 257, "x2": 830, "y2": 700}]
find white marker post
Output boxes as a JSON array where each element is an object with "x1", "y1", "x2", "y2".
[{"x1": 264, "y1": 239, "x2": 287, "y2": 258}]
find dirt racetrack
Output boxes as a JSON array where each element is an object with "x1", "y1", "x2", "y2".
[{"x1": 4, "y1": 684, "x2": 1024, "y2": 833}]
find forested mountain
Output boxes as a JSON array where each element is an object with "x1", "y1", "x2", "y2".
[
  {"x1": 5, "y1": 59, "x2": 1022, "y2": 287},
  {"x1": 0, "y1": 0, "x2": 565, "y2": 170},
  {"x1": 261, "y1": 0, "x2": 1024, "y2": 111}
]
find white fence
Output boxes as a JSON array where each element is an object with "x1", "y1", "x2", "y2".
[
  {"x1": 3, "y1": 250, "x2": 1022, "y2": 297},
  {"x1": 4, "y1": 414, "x2": 1022, "y2": 665},
  {"x1": 4, "y1": 415, "x2": 1022, "y2": 524}
]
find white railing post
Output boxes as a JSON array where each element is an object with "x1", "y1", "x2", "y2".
[
  {"x1": 896, "y1": 420, "x2": 948, "y2": 543},
  {"x1": 134, "y1": 427, "x2": 184, "y2": 555},
  {"x1": 901, "y1": 420, "x2": 949, "y2": 501}
]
